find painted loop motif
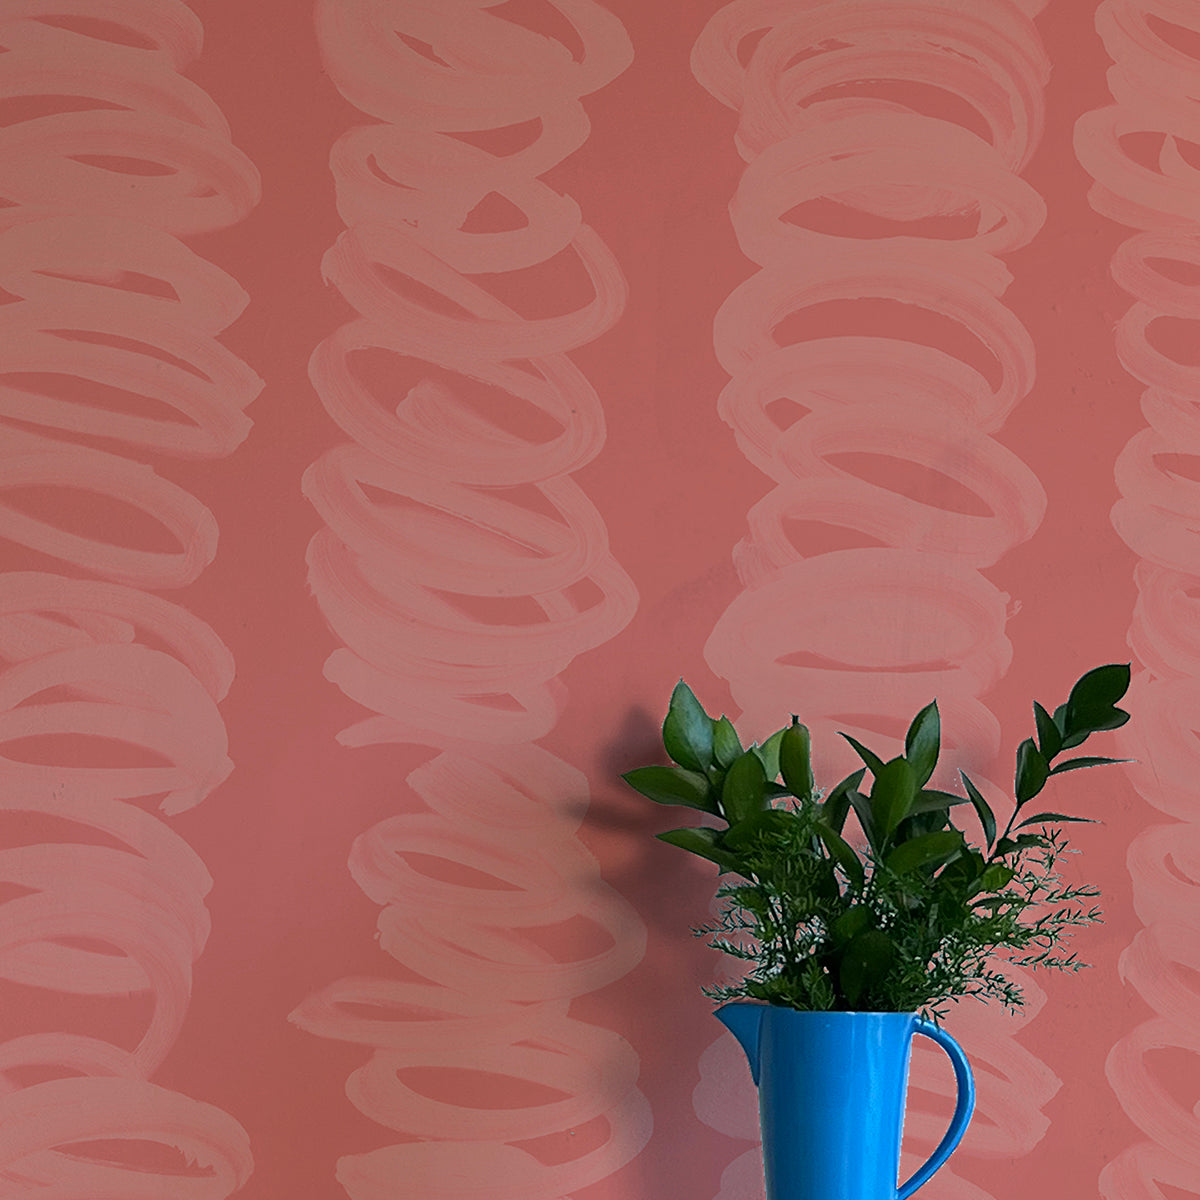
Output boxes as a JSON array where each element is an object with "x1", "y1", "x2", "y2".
[
  {"x1": 296, "y1": 3, "x2": 650, "y2": 1197},
  {"x1": 692, "y1": 2, "x2": 1058, "y2": 1196},
  {"x1": 0, "y1": 3, "x2": 259, "y2": 1194}
]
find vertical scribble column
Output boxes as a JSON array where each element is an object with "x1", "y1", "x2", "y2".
[
  {"x1": 690, "y1": 2, "x2": 1057, "y2": 1198},
  {"x1": 292, "y1": 3, "x2": 650, "y2": 1197},
  {"x1": 1075, "y1": 3, "x2": 1200, "y2": 1195},
  {"x1": 0, "y1": 1, "x2": 258, "y2": 1195}
]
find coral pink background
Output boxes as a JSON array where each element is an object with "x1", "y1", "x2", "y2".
[{"x1": 1, "y1": 2, "x2": 1197, "y2": 1198}]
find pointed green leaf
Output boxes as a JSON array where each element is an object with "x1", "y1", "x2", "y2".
[
  {"x1": 1015, "y1": 811, "x2": 1098, "y2": 829},
  {"x1": 911, "y1": 788, "x2": 971, "y2": 815},
  {"x1": 1014, "y1": 737, "x2": 1050, "y2": 806},
  {"x1": 663, "y1": 681, "x2": 714, "y2": 773},
  {"x1": 1052, "y1": 702, "x2": 1091, "y2": 750},
  {"x1": 994, "y1": 832, "x2": 1049, "y2": 857},
  {"x1": 780, "y1": 721, "x2": 815, "y2": 800},
  {"x1": 840, "y1": 929, "x2": 894, "y2": 1007},
  {"x1": 753, "y1": 727, "x2": 786, "y2": 782},
  {"x1": 1033, "y1": 701, "x2": 1062, "y2": 760},
  {"x1": 813, "y1": 859, "x2": 840, "y2": 900},
  {"x1": 849, "y1": 789, "x2": 880, "y2": 855},
  {"x1": 822, "y1": 768, "x2": 866, "y2": 833},
  {"x1": 937, "y1": 848, "x2": 985, "y2": 897},
  {"x1": 979, "y1": 863, "x2": 1014, "y2": 891},
  {"x1": 721, "y1": 749, "x2": 769, "y2": 822},
  {"x1": 895, "y1": 807, "x2": 950, "y2": 842},
  {"x1": 622, "y1": 765, "x2": 717, "y2": 813},
  {"x1": 868, "y1": 757, "x2": 917, "y2": 846},
  {"x1": 657, "y1": 827, "x2": 738, "y2": 871},
  {"x1": 1081, "y1": 709, "x2": 1130, "y2": 733},
  {"x1": 1064, "y1": 663, "x2": 1131, "y2": 736},
  {"x1": 723, "y1": 807, "x2": 796, "y2": 850},
  {"x1": 831, "y1": 905, "x2": 874, "y2": 944},
  {"x1": 816, "y1": 821, "x2": 865, "y2": 892},
  {"x1": 1048, "y1": 755, "x2": 1129, "y2": 775},
  {"x1": 959, "y1": 770, "x2": 996, "y2": 849},
  {"x1": 840, "y1": 732, "x2": 886, "y2": 779},
  {"x1": 712, "y1": 715, "x2": 743, "y2": 769},
  {"x1": 904, "y1": 700, "x2": 940, "y2": 787},
  {"x1": 885, "y1": 830, "x2": 963, "y2": 874}
]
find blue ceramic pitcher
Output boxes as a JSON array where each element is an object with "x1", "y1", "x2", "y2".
[{"x1": 716, "y1": 1003, "x2": 975, "y2": 1200}]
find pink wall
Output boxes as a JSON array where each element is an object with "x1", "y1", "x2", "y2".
[{"x1": 0, "y1": 1, "x2": 1196, "y2": 1197}]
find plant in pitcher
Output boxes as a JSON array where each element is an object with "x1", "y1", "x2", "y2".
[
  {"x1": 622, "y1": 664, "x2": 1130, "y2": 1020},
  {"x1": 622, "y1": 663, "x2": 1130, "y2": 1200}
]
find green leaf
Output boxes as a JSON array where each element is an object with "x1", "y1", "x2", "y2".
[
  {"x1": 721, "y1": 749, "x2": 769, "y2": 823},
  {"x1": 816, "y1": 821, "x2": 865, "y2": 892},
  {"x1": 840, "y1": 733, "x2": 886, "y2": 780},
  {"x1": 622, "y1": 765, "x2": 717, "y2": 813},
  {"x1": 910, "y1": 788, "x2": 971, "y2": 815},
  {"x1": 831, "y1": 905, "x2": 874, "y2": 944},
  {"x1": 663, "y1": 681, "x2": 714, "y2": 773},
  {"x1": 886, "y1": 830, "x2": 963, "y2": 874},
  {"x1": 1080, "y1": 709, "x2": 1131, "y2": 734},
  {"x1": 979, "y1": 863, "x2": 1015, "y2": 891},
  {"x1": 657, "y1": 827, "x2": 737, "y2": 871},
  {"x1": 894, "y1": 807, "x2": 950, "y2": 842},
  {"x1": 904, "y1": 700, "x2": 940, "y2": 787},
  {"x1": 959, "y1": 771, "x2": 996, "y2": 850},
  {"x1": 723, "y1": 807, "x2": 796, "y2": 850},
  {"x1": 937, "y1": 848, "x2": 985, "y2": 897},
  {"x1": 1048, "y1": 755, "x2": 1128, "y2": 775},
  {"x1": 840, "y1": 929, "x2": 894, "y2": 1007},
  {"x1": 1064, "y1": 663, "x2": 1131, "y2": 736},
  {"x1": 753, "y1": 727, "x2": 786, "y2": 782},
  {"x1": 849, "y1": 789, "x2": 879, "y2": 855},
  {"x1": 712, "y1": 716, "x2": 743, "y2": 769},
  {"x1": 780, "y1": 721, "x2": 815, "y2": 800},
  {"x1": 1014, "y1": 738, "x2": 1050, "y2": 806},
  {"x1": 822, "y1": 768, "x2": 866, "y2": 833},
  {"x1": 1052, "y1": 702, "x2": 1086, "y2": 750},
  {"x1": 993, "y1": 832, "x2": 1049, "y2": 857},
  {"x1": 813, "y1": 859, "x2": 840, "y2": 900},
  {"x1": 868, "y1": 757, "x2": 917, "y2": 846},
  {"x1": 1033, "y1": 701, "x2": 1062, "y2": 760},
  {"x1": 1015, "y1": 811, "x2": 1098, "y2": 829}
]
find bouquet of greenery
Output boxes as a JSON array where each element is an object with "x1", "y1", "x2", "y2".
[{"x1": 623, "y1": 665, "x2": 1130, "y2": 1020}]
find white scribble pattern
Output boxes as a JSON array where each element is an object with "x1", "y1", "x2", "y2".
[
  {"x1": 0, "y1": 1, "x2": 259, "y2": 1194},
  {"x1": 293, "y1": 3, "x2": 650, "y2": 1197},
  {"x1": 691, "y1": 1, "x2": 1056, "y2": 1197},
  {"x1": 1075, "y1": 2, "x2": 1200, "y2": 1195}
]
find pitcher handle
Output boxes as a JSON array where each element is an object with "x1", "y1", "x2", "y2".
[{"x1": 897, "y1": 1020, "x2": 976, "y2": 1200}]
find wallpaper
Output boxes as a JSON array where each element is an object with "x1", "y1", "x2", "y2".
[{"x1": 0, "y1": 2, "x2": 1194, "y2": 1199}]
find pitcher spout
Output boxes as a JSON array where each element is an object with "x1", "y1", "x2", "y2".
[{"x1": 715, "y1": 1002, "x2": 765, "y2": 1084}]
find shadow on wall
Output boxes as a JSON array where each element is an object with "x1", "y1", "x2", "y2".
[
  {"x1": 591, "y1": 700, "x2": 716, "y2": 942},
  {"x1": 586, "y1": 701, "x2": 755, "y2": 1200}
]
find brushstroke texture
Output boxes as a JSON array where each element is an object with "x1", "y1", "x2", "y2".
[
  {"x1": 0, "y1": 1, "x2": 259, "y2": 1193},
  {"x1": 1075, "y1": 2, "x2": 1200, "y2": 1195},
  {"x1": 691, "y1": 2, "x2": 1054, "y2": 1196},
  {"x1": 294, "y1": 2, "x2": 648, "y2": 1195}
]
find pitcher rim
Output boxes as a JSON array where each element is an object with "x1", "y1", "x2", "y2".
[{"x1": 715, "y1": 1002, "x2": 929, "y2": 1017}]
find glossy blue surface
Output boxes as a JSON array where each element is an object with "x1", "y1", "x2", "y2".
[{"x1": 716, "y1": 1005, "x2": 975, "y2": 1200}]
